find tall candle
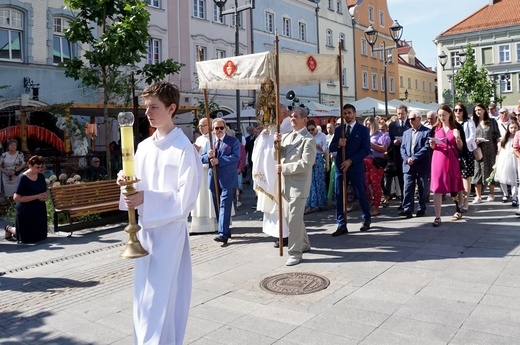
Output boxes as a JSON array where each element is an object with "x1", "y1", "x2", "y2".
[{"x1": 120, "y1": 125, "x2": 135, "y2": 178}]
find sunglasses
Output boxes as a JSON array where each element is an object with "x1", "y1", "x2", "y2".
[
  {"x1": 214, "y1": 126, "x2": 225, "y2": 130},
  {"x1": 308, "y1": 127, "x2": 316, "y2": 131},
  {"x1": 499, "y1": 111, "x2": 507, "y2": 114},
  {"x1": 454, "y1": 108, "x2": 463, "y2": 112},
  {"x1": 408, "y1": 117, "x2": 418, "y2": 121}
]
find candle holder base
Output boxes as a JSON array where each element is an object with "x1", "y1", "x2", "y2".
[{"x1": 119, "y1": 178, "x2": 149, "y2": 259}]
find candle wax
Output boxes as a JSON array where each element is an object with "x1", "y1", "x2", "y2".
[{"x1": 120, "y1": 126, "x2": 135, "y2": 178}]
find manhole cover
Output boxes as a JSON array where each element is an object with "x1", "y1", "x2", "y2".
[{"x1": 260, "y1": 272, "x2": 330, "y2": 295}]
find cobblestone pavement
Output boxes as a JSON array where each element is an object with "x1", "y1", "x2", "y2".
[{"x1": 1, "y1": 184, "x2": 520, "y2": 344}]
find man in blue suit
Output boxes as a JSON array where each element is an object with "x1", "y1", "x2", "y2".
[
  {"x1": 201, "y1": 118, "x2": 240, "y2": 244},
  {"x1": 399, "y1": 110, "x2": 431, "y2": 218},
  {"x1": 329, "y1": 104, "x2": 371, "y2": 235}
]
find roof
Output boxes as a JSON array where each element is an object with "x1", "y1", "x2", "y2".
[
  {"x1": 346, "y1": 0, "x2": 359, "y2": 7},
  {"x1": 438, "y1": 0, "x2": 520, "y2": 37},
  {"x1": 398, "y1": 56, "x2": 435, "y2": 74}
]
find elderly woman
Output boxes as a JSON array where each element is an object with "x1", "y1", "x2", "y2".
[
  {"x1": 305, "y1": 120, "x2": 328, "y2": 214},
  {"x1": 5, "y1": 156, "x2": 48, "y2": 243},
  {"x1": 0, "y1": 139, "x2": 25, "y2": 199},
  {"x1": 363, "y1": 117, "x2": 390, "y2": 215},
  {"x1": 472, "y1": 103, "x2": 500, "y2": 203},
  {"x1": 429, "y1": 105, "x2": 466, "y2": 227}
]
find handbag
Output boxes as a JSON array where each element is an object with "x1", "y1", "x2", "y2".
[
  {"x1": 473, "y1": 147, "x2": 483, "y2": 161},
  {"x1": 373, "y1": 157, "x2": 388, "y2": 169},
  {"x1": 458, "y1": 156, "x2": 466, "y2": 171}
]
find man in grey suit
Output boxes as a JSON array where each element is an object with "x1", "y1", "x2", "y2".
[{"x1": 274, "y1": 107, "x2": 316, "y2": 266}]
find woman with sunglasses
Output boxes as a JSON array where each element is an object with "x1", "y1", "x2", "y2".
[
  {"x1": 304, "y1": 120, "x2": 328, "y2": 215},
  {"x1": 453, "y1": 103, "x2": 476, "y2": 211},
  {"x1": 5, "y1": 155, "x2": 48, "y2": 243},
  {"x1": 472, "y1": 103, "x2": 500, "y2": 203}
]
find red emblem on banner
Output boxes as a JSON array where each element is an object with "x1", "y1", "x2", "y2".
[
  {"x1": 307, "y1": 56, "x2": 317, "y2": 72},
  {"x1": 223, "y1": 60, "x2": 237, "y2": 77}
]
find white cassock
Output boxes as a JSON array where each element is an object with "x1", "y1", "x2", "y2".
[
  {"x1": 252, "y1": 121, "x2": 291, "y2": 238},
  {"x1": 190, "y1": 134, "x2": 217, "y2": 233},
  {"x1": 120, "y1": 127, "x2": 202, "y2": 345}
]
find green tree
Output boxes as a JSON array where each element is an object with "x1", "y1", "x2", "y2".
[
  {"x1": 454, "y1": 43, "x2": 501, "y2": 107},
  {"x1": 63, "y1": 0, "x2": 184, "y2": 177}
]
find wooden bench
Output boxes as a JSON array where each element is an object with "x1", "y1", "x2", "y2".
[{"x1": 49, "y1": 179, "x2": 122, "y2": 232}]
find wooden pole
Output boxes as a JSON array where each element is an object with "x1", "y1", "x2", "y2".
[
  {"x1": 274, "y1": 35, "x2": 283, "y2": 257},
  {"x1": 338, "y1": 41, "x2": 347, "y2": 223},
  {"x1": 198, "y1": 48, "x2": 220, "y2": 211}
]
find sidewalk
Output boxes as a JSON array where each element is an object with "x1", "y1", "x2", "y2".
[{"x1": 1, "y1": 184, "x2": 520, "y2": 344}]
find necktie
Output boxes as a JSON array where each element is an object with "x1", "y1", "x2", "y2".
[
  {"x1": 215, "y1": 139, "x2": 221, "y2": 152},
  {"x1": 292, "y1": 131, "x2": 298, "y2": 142},
  {"x1": 411, "y1": 130, "x2": 417, "y2": 155},
  {"x1": 346, "y1": 125, "x2": 351, "y2": 140}
]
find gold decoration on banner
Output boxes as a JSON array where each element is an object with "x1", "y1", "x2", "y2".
[{"x1": 256, "y1": 80, "x2": 276, "y2": 128}]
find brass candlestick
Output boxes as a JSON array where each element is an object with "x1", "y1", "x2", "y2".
[{"x1": 119, "y1": 177, "x2": 148, "y2": 258}]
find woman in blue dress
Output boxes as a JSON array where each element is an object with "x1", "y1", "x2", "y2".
[{"x1": 305, "y1": 120, "x2": 328, "y2": 214}]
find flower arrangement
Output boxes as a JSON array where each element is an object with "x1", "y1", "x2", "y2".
[{"x1": 47, "y1": 173, "x2": 83, "y2": 187}]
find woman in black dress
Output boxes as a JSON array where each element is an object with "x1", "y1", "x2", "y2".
[{"x1": 12, "y1": 155, "x2": 48, "y2": 243}]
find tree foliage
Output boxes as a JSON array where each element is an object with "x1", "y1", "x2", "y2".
[{"x1": 454, "y1": 43, "x2": 501, "y2": 107}]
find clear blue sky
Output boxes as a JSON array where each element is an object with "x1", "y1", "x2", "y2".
[{"x1": 387, "y1": 0, "x2": 490, "y2": 69}]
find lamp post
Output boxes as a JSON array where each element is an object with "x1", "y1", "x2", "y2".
[
  {"x1": 364, "y1": 20, "x2": 403, "y2": 118},
  {"x1": 214, "y1": 0, "x2": 255, "y2": 141},
  {"x1": 438, "y1": 49, "x2": 466, "y2": 107}
]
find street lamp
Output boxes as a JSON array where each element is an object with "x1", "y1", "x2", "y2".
[
  {"x1": 364, "y1": 20, "x2": 403, "y2": 117},
  {"x1": 438, "y1": 49, "x2": 466, "y2": 107},
  {"x1": 213, "y1": 0, "x2": 255, "y2": 141}
]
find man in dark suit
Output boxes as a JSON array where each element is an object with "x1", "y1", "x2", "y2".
[
  {"x1": 387, "y1": 104, "x2": 411, "y2": 209},
  {"x1": 201, "y1": 118, "x2": 240, "y2": 244},
  {"x1": 399, "y1": 111, "x2": 431, "y2": 218},
  {"x1": 329, "y1": 104, "x2": 371, "y2": 235},
  {"x1": 274, "y1": 107, "x2": 316, "y2": 266}
]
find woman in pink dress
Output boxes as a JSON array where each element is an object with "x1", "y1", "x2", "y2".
[{"x1": 429, "y1": 105, "x2": 465, "y2": 227}]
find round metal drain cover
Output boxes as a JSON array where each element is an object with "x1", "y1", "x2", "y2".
[{"x1": 260, "y1": 272, "x2": 330, "y2": 295}]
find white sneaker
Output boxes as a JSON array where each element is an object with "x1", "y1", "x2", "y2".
[
  {"x1": 472, "y1": 197, "x2": 482, "y2": 204},
  {"x1": 486, "y1": 195, "x2": 495, "y2": 202},
  {"x1": 286, "y1": 256, "x2": 302, "y2": 266}
]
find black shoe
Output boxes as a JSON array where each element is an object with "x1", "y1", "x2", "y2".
[
  {"x1": 273, "y1": 237, "x2": 288, "y2": 248},
  {"x1": 213, "y1": 235, "x2": 228, "y2": 244},
  {"x1": 360, "y1": 221, "x2": 371, "y2": 232},
  {"x1": 416, "y1": 210, "x2": 425, "y2": 217},
  {"x1": 398, "y1": 210, "x2": 413, "y2": 218},
  {"x1": 332, "y1": 226, "x2": 348, "y2": 237}
]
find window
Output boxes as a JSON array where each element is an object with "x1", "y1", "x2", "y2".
[
  {"x1": 372, "y1": 73, "x2": 378, "y2": 91},
  {"x1": 371, "y1": 46, "x2": 376, "y2": 59},
  {"x1": 282, "y1": 17, "x2": 291, "y2": 37},
  {"x1": 147, "y1": 38, "x2": 161, "y2": 64},
  {"x1": 342, "y1": 67, "x2": 347, "y2": 87},
  {"x1": 196, "y1": 45, "x2": 206, "y2": 61},
  {"x1": 482, "y1": 47, "x2": 493, "y2": 65},
  {"x1": 399, "y1": 76, "x2": 403, "y2": 88},
  {"x1": 388, "y1": 50, "x2": 393, "y2": 63},
  {"x1": 265, "y1": 12, "x2": 274, "y2": 33},
  {"x1": 216, "y1": 49, "x2": 226, "y2": 59},
  {"x1": 193, "y1": 0, "x2": 205, "y2": 19},
  {"x1": 501, "y1": 73, "x2": 512, "y2": 92},
  {"x1": 407, "y1": 77, "x2": 411, "y2": 89},
  {"x1": 381, "y1": 75, "x2": 385, "y2": 92},
  {"x1": 53, "y1": 17, "x2": 73, "y2": 64},
  {"x1": 415, "y1": 79, "x2": 418, "y2": 90},
  {"x1": 450, "y1": 51, "x2": 464, "y2": 67},
  {"x1": 389, "y1": 77, "x2": 395, "y2": 93},
  {"x1": 422, "y1": 80, "x2": 426, "y2": 91},
  {"x1": 213, "y1": 3, "x2": 224, "y2": 23},
  {"x1": 339, "y1": 33, "x2": 345, "y2": 50},
  {"x1": 0, "y1": 8, "x2": 23, "y2": 60},
  {"x1": 362, "y1": 71, "x2": 368, "y2": 89},
  {"x1": 379, "y1": 11, "x2": 384, "y2": 26},
  {"x1": 326, "y1": 29, "x2": 333, "y2": 47},
  {"x1": 328, "y1": 0, "x2": 333, "y2": 10},
  {"x1": 336, "y1": 1, "x2": 342, "y2": 13},
  {"x1": 147, "y1": 0, "x2": 160, "y2": 8},
  {"x1": 499, "y1": 44, "x2": 511, "y2": 63},
  {"x1": 379, "y1": 44, "x2": 384, "y2": 60},
  {"x1": 298, "y1": 22, "x2": 306, "y2": 41},
  {"x1": 368, "y1": 6, "x2": 374, "y2": 22},
  {"x1": 429, "y1": 82, "x2": 433, "y2": 92},
  {"x1": 361, "y1": 38, "x2": 367, "y2": 56},
  {"x1": 517, "y1": 43, "x2": 520, "y2": 62},
  {"x1": 231, "y1": 12, "x2": 242, "y2": 28}
]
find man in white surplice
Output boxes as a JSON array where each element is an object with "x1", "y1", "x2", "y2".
[
  {"x1": 118, "y1": 82, "x2": 202, "y2": 345},
  {"x1": 190, "y1": 117, "x2": 217, "y2": 233},
  {"x1": 252, "y1": 104, "x2": 292, "y2": 247}
]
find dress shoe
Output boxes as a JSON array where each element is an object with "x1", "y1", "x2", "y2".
[
  {"x1": 416, "y1": 210, "x2": 425, "y2": 217},
  {"x1": 273, "y1": 237, "x2": 288, "y2": 248},
  {"x1": 286, "y1": 255, "x2": 302, "y2": 266},
  {"x1": 398, "y1": 210, "x2": 413, "y2": 218},
  {"x1": 359, "y1": 221, "x2": 371, "y2": 232},
  {"x1": 213, "y1": 235, "x2": 228, "y2": 244},
  {"x1": 332, "y1": 226, "x2": 348, "y2": 236}
]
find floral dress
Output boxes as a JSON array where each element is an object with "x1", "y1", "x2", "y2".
[
  {"x1": 472, "y1": 121, "x2": 499, "y2": 185},
  {"x1": 0, "y1": 151, "x2": 25, "y2": 197}
]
